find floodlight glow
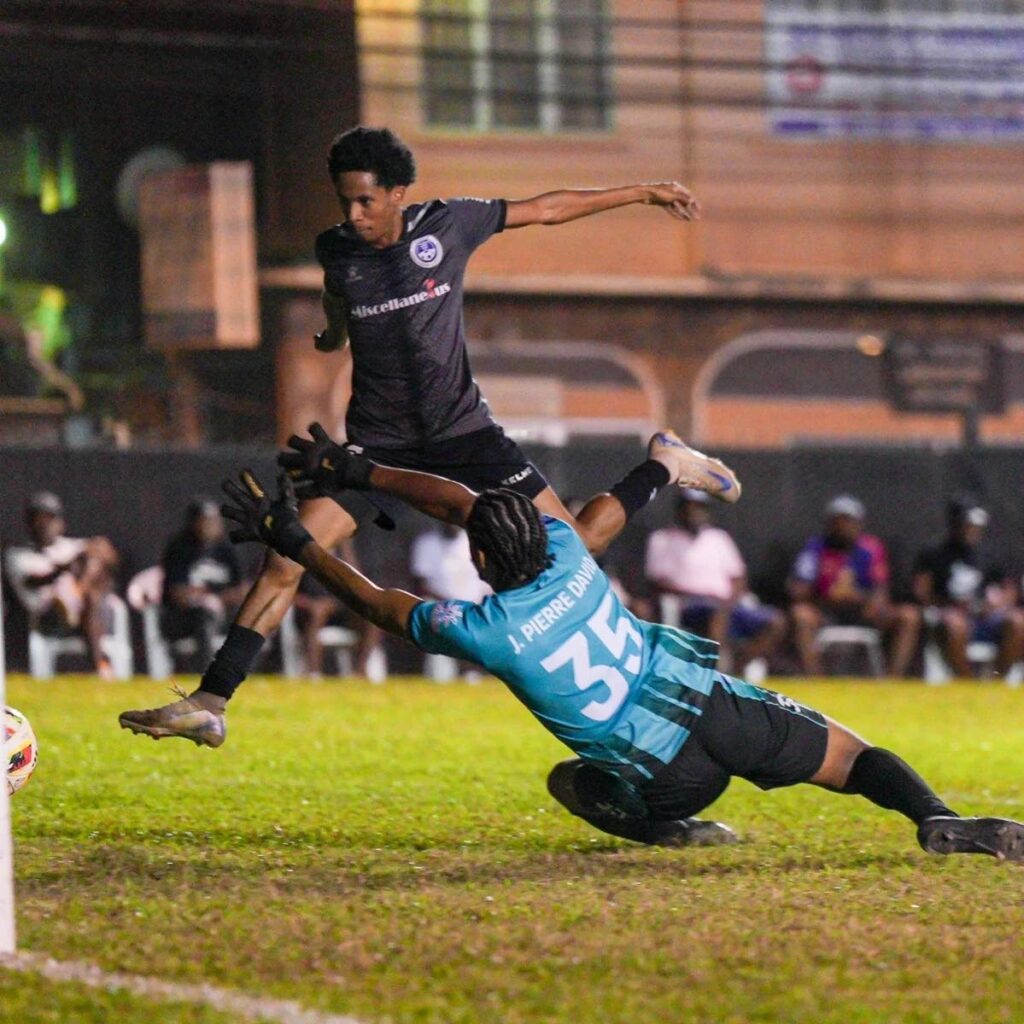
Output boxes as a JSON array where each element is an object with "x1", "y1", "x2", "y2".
[
  {"x1": 0, "y1": 217, "x2": 7, "y2": 249},
  {"x1": 856, "y1": 334, "x2": 885, "y2": 357}
]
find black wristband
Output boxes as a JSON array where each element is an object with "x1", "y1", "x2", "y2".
[
  {"x1": 609, "y1": 459, "x2": 672, "y2": 519},
  {"x1": 274, "y1": 520, "x2": 315, "y2": 562}
]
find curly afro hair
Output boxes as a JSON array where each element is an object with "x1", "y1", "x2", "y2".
[{"x1": 327, "y1": 126, "x2": 417, "y2": 189}]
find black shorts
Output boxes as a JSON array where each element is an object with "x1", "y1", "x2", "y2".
[
  {"x1": 638, "y1": 674, "x2": 829, "y2": 822},
  {"x1": 337, "y1": 424, "x2": 549, "y2": 527}
]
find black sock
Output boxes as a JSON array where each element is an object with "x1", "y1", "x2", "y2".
[
  {"x1": 842, "y1": 747, "x2": 956, "y2": 825},
  {"x1": 199, "y1": 625, "x2": 265, "y2": 701},
  {"x1": 609, "y1": 460, "x2": 671, "y2": 519}
]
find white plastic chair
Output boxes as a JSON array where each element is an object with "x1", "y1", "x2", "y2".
[
  {"x1": 28, "y1": 593, "x2": 133, "y2": 680},
  {"x1": 279, "y1": 607, "x2": 386, "y2": 681},
  {"x1": 921, "y1": 607, "x2": 1020, "y2": 684},
  {"x1": 814, "y1": 625, "x2": 884, "y2": 677},
  {"x1": 424, "y1": 652, "x2": 459, "y2": 683},
  {"x1": 126, "y1": 566, "x2": 225, "y2": 680}
]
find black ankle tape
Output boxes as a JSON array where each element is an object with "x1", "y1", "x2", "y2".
[
  {"x1": 200, "y1": 625, "x2": 265, "y2": 700},
  {"x1": 609, "y1": 460, "x2": 671, "y2": 519}
]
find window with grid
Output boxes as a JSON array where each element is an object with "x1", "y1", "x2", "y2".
[{"x1": 421, "y1": 0, "x2": 612, "y2": 133}]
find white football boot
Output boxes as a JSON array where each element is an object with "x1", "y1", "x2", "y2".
[{"x1": 648, "y1": 430, "x2": 742, "y2": 503}]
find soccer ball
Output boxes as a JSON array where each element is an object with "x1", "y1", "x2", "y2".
[{"x1": 5, "y1": 706, "x2": 38, "y2": 796}]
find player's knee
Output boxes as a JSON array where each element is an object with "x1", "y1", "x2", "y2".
[
  {"x1": 812, "y1": 721, "x2": 870, "y2": 790},
  {"x1": 296, "y1": 496, "x2": 358, "y2": 546},
  {"x1": 259, "y1": 548, "x2": 306, "y2": 590},
  {"x1": 547, "y1": 759, "x2": 588, "y2": 816},
  {"x1": 547, "y1": 759, "x2": 648, "y2": 821}
]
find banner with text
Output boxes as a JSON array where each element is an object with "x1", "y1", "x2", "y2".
[{"x1": 765, "y1": 0, "x2": 1024, "y2": 140}]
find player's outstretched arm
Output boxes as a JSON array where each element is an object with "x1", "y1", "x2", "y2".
[
  {"x1": 279, "y1": 422, "x2": 479, "y2": 526},
  {"x1": 299, "y1": 543, "x2": 421, "y2": 637},
  {"x1": 220, "y1": 470, "x2": 420, "y2": 637},
  {"x1": 504, "y1": 183, "x2": 700, "y2": 229},
  {"x1": 366, "y1": 465, "x2": 477, "y2": 526}
]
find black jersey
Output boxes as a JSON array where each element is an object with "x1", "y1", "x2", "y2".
[
  {"x1": 161, "y1": 534, "x2": 242, "y2": 604},
  {"x1": 315, "y1": 197, "x2": 507, "y2": 449},
  {"x1": 914, "y1": 539, "x2": 1003, "y2": 607}
]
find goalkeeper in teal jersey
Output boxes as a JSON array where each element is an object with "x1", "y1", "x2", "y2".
[
  {"x1": 407, "y1": 519, "x2": 718, "y2": 787},
  {"x1": 133, "y1": 424, "x2": 1024, "y2": 861}
]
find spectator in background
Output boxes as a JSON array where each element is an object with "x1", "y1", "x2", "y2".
[
  {"x1": 411, "y1": 523, "x2": 490, "y2": 679},
  {"x1": 789, "y1": 494, "x2": 920, "y2": 677},
  {"x1": 3, "y1": 491, "x2": 119, "y2": 677},
  {"x1": 292, "y1": 538, "x2": 384, "y2": 678},
  {"x1": 411, "y1": 523, "x2": 491, "y2": 604},
  {"x1": 161, "y1": 498, "x2": 248, "y2": 663},
  {"x1": 645, "y1": 489, "x2": 785, "y2": 683},
  {"x1": 913, "y1": 497, "x2": 1024, "y2": 680}
]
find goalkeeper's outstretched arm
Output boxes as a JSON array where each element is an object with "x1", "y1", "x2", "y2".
[
  {"x1": 221, "y1": 469, "x2": 421, "y2": 638},
  {"x1": 298, "y1": 543, "x2": 420, "y2": 638},
  {"x1": 366, "y1": 465, "x2": 478, "y2": 527},
  {"x1": 280, "y1": 422, "x2": 665, "y2": 559}
]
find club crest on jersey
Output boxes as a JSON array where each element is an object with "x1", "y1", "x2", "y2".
[
  {"x1": 410, "y1": 235, "x2": 443, "y2": 269},
  {"x1": 430, "y1": 600, "x2": 464, "y2": 633}
]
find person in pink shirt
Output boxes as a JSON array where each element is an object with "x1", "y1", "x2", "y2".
[
  {"x1": 788, "y1": 495, "x2": 920, "y2": 677},
  {"x1": 645, "y1": 490, "x2": 785, "y2": 681}
]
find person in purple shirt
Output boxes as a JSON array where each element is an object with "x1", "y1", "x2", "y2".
[{"x1": 789, "y1": 495, "x2": 920, "y2": 677}]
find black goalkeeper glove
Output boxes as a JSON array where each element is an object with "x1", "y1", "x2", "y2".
[
  {"x1": 220, "y1": 470, "x2": 314, "y2": 563},
  {"x1": 276, "y1": 421, "x2": 374, "y2": 499}
]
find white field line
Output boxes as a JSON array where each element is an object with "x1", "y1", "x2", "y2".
[{"x1": 0, "y1": 950, "x2": 368, "y2": 1024}]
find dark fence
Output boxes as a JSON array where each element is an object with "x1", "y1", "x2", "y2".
[
  {"x1": 3, "y1": 441, "x2": 1023, "y2": 669},
  {"x1": 515, "y1": 441, "x2": 1024, "y2": 606}
]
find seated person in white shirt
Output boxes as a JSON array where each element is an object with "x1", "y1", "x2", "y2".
[
  {"x1": 644, "y1": 489, "x2": 784, "y2": 680},
  {"x1": 4, "y1": 490, "x2": 119, "y2": 677},
  {"x1": 410, "y1": 522, "x2": 491, "y2": 603},
  {"x1": 410, "y1": 523, "x2": 490, "y2": 679}
]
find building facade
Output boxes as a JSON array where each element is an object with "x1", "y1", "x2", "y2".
[{"x1": 268, "y1": 0, "x2": 1024, "y2": 446}]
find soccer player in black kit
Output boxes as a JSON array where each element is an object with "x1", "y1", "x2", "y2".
[{"x1": 121, "y1": 125, "x2": 721, "y2": 747}]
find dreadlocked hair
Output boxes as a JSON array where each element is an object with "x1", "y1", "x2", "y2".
[{"x1": 466, "y1": 489, "x2": 553, "y2": 592}]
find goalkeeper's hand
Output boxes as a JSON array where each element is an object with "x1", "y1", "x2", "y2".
[
  {"x1": 276, "y1": 421, "x2": 374, "y2": 499},
  {"x1": 220, "y1": 470, "x2": 313, "y2": 563}
]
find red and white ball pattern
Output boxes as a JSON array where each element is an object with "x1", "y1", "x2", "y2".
[{"x1": 5, "y1": 706, "x2": 38, "y2": 796}]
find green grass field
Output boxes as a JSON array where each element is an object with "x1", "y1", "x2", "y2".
[{"x1": 2, "y1": 675, "x2": 1023, "y2": 1024}]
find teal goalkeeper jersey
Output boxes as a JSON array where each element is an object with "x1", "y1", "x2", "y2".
[{"x1": 407, "y1": 517, "x2": 720, "y2": 783}]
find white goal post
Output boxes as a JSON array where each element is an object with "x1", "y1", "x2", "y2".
[{"x1": 0, "y1": 551, "x2": 15, "y2": 952}]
